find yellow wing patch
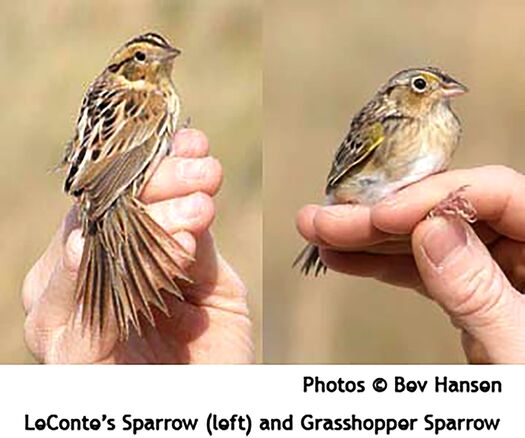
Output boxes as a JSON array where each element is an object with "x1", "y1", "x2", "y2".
[
  {"x1": 327, "y1": 121, "x2": 385, "y2": 189},
  {"x1": 347, "y1": 122, "x2": 384, "y2": 169}
]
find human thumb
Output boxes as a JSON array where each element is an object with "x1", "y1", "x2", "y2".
[{"x1": 412, "y1": 217, "x2": 525, "y2": 363}]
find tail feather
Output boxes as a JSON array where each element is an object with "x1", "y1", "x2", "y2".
[
  {"x1": 91, "y1": 240, "x2": 104, "y2": 329},
  {"x1": 111, "y1": 199, "x2": 167, "y2": 318},
  {"x1": 109, "y1": 271, "x2": 127, "y2": 336},
  {"x1": 78, "y1": 235, "x2": 112, "y2": 334},
  {"x1": 293, "y1": 244, "x2": 327, "y2": 276},
  {"x1": 126, "y1": 231, "x2": 167, "y2": 315},
  {"x1": 80, "y1": 235, "x2": 96, "y2": 328},
  {"x1": 120, "y1": 268, "x2": 141, "y2": 335},
  {"x1": 75, "y1": 195, "x2": 191, "y2": 340},
  {"x1": 120, "y1": 239, "x2": 151, "y2": 330},
  {"x1": 128, "y1": 204, "x2": 192, "y2": 285}
]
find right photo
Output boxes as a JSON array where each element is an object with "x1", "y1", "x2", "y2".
[{"x1": 264, "y1": 0, "x2": 525, "y2": 363}]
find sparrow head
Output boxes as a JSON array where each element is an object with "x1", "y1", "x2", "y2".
[
  {"x1": 382, "y1": 67, "x2": 468, "y2": 117},
  {"x1": 106, "y1": 32, "x2": 181, "y2": 83}
]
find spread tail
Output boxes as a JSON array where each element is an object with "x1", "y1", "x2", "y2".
[{"x1": 76, "y1": 195, "x2": 192, "y2": 340}]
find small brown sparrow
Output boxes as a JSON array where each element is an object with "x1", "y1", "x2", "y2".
[
  {"x1": 294, "y1": 67, "x2": 475, "y2": 275},
  {"x1": 59, "y1": 32, "x2": 191, "y2": 339}
]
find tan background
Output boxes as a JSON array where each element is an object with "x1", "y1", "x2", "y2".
[
  {"x1": 264, "y1": 0, "x2": 525, "y2": 363},
  {"x1": 0, "y1": 0, "x2": 261, "y2": 363}
]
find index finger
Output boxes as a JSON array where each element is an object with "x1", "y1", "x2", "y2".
[
  {"x1": 171, "y1": 128, "x2": 210, "y2": 158},
  {"x1": 372, "y1": 165, "x2": 525, "y2": 241},
  {"x1": 296, "y1": 203, "x2": 390, "y2": 249}
]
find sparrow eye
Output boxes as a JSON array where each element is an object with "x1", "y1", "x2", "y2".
[
  {"x1": 134, "y1": 51, "x2": 146, "y2": 62},
  {"x1": 411, "y1": 77, "x2": 427, "y2": 93}
]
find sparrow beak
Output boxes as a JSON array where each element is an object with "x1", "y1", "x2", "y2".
[
  {"x1": 442, "y1": 80, "x2": 468, "y2": 98},
  {"x1": 161, "y1": 47, "x2": 181, "y2": 61}
]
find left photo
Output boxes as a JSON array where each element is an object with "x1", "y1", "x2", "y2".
[{"x1": 0, "y1": 0, "x2": 261, "y2": 363}]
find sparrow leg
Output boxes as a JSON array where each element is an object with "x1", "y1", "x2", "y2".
[{"x1": 427, "y1": 185, "x2": 477, "y2": 223}]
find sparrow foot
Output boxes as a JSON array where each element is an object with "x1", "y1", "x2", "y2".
[
  {"x1": 427, "y1": 185, "x2": 477, "y2": 223},
  {"x1": 182, "y1": 116, "x2": 192, "y2": 129}
]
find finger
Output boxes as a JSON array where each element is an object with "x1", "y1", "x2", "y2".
[
  {"x1": 412, "y1": 217, "x2": 525, "y2": 362},
  {"x1": 320, "y1": 250, "x2": 423, "y2": 290},
  {"x1": 147, "y1": 192, "x2": 215, "y2": 236},
  {"x1": 159, "y1": 230, "x2": 253, "y2": 362},
  {"x1": 22, "y1": 235, "x2": 64, "y2": 314},
  {"x1": 296, "y1": 204, "x2": 389, "y2": 248},
  {"x1": 296, "y1": 204, "x2": 323, "y2": 244},
  {"x1": 347, "y1": 222, "x2": 498, "y2": 254},
  {"x1": 186, "y1": 231, "x2": 249, "y2": 305},
  {"x1": 22, "y1": 208, "x2": 81, "y2": 313},
  {"x1": 372, "y1": 166, "x2": 525, "y2": 241},
  {"x1": 311, "y1": 204, "x2": 390, "y2": 248},
  {"x1": 170, "y1": 231, "x2": 197, "y2": 268},
  {"x1": 141, "y1": 156, "x2": 223, "y2": 203},
  {"x1": 25, "y1": 229, "x2": 84, "y2": 341},
  {"x1": 171, "y1": 128, "x2": 210, "y2": 158},
  {"x1": 172, "y1": 230, "x2": 196, "y2": 254}
]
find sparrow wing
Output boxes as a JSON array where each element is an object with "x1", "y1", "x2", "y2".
[
  {"x1": 64, "y1": 76, "x2": 171, "y2": 219},
  {"x1": 326, "y1": 120, "x2": 384, "y2": 192}
]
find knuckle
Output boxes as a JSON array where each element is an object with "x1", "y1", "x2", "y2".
[{"x1": 482, "y1": 165, "x2": 520, "y2": 183}]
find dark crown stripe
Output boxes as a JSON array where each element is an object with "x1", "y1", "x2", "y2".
[{"x1": 125, "y1": 32, "x2": 171, "y2": 49}]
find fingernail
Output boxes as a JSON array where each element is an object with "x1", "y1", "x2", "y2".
[
  {"x1": 181, "y1": 159, "x2": 206, "y2": 179},
  {"x1": 422, "y1": 218, "x2": 467, "y2": 267}
]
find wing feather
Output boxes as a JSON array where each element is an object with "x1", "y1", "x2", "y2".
[
  {"x1": 325, "y1": 95, "x2": 403, "y2": 193},
  {"x1": 326, "y1": 121, "x2": 384, "y2": 191},
  {"x1": 64, "y1": 75, "x2": 171, "y2": 218}
]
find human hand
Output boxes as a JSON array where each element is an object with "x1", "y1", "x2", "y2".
[
  {"x1": 23, "y1": 129, "x2": 254, "y2": 364},
  {"x1": 297, "y1": 166, "x2": 525, "y2": 363}
]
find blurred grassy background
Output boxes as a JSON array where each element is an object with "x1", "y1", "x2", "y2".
[
  {"x1": 264, "y1": 0, "x2": 525, "y2": 363},
  {"x1": 0, "y1": 0, "x2": 261, "y2": 363}
]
